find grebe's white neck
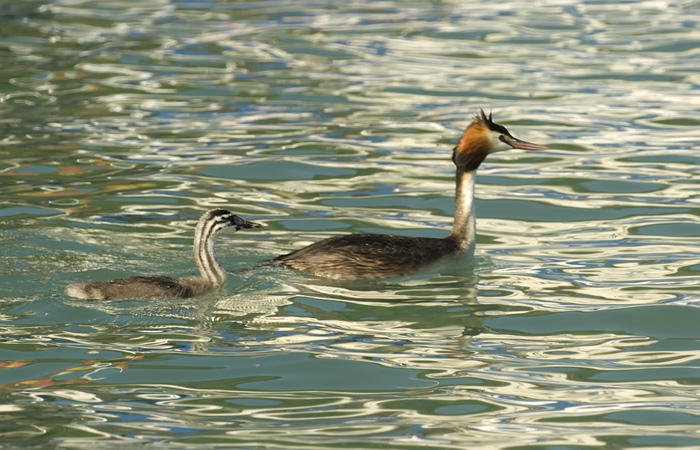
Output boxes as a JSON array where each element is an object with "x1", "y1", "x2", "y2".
[
  {"x1": 193, "y1": 215, "x2": 228, "y2": 287},
  {"x1": 449, "y1": 168, "x2": 476, "y2": 255}
]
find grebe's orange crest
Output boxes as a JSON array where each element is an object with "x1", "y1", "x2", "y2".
[
  {"x1": 452, "y1": 110, "x2": 547, "y2": 172},
  {"x1": 452, "y1": 110, "x2": 501, "y2": 171}
]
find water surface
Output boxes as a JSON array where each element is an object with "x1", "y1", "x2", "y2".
[{"x1": 1, "y1": 0, "x2": 700, "y2": 448}]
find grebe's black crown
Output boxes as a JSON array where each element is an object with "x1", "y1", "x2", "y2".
[{"x1": 478, "y1": 109, "x2": 512, "y2": 137}]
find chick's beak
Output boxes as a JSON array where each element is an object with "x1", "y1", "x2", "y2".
[
  {"x1": 242, "y1": 220, "x2": 263, "y2": 229},
  {"x1": 502, "y1": 135, "x2": 549, "y2": 151}
]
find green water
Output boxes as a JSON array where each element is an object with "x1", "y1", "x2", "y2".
[{"x1": 2, "y1": 1, "x2": 700, "y2": 448}]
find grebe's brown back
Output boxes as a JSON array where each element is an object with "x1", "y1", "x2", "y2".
[
  {"x1": 271, "y1": 110, "x2": 548, "y2": 280},
  {"x1": 65, "y1": 209, "x2": 261, "y2": 300}
]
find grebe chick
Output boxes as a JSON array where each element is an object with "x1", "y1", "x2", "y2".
[
  {"x1": 65, "y1": 209, "x2": 261, "y2": 300},
  {"x1": 272, "y1": 110, "x2": 548, "y2": 280}
]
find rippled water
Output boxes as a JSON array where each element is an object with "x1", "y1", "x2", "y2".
[{"x1": 2, "y1": 0, "x2": 700, "y2": 448}]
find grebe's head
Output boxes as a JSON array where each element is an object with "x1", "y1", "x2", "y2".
[
  {"x1": 452, "y1": 110, "x2": 548, "y2": 172},
  {"x1": 202, "y1": 209, "x2": 262, "y2": 233}
]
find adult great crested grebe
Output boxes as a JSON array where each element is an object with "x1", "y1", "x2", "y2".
[
  {"x1": 271, "y1": 110, "x2": 548, "y2": 280},
  {"x1": 65, "y1": 209, "x2": 261, "y2": 300}
]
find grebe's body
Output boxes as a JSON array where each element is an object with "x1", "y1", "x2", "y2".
[
  {"x1": 273, "y1": 234, "x2": 462, "y2": 280},
  {"x1": 65, "y1": 209, "x2": 260, "y2": 300},
  {"x1": 272, "y1": 111, "x2": 547, "y2": 280}
]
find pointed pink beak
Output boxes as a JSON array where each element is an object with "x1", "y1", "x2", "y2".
[{"x1": 502, "y1": 136, "x2": 549, "y2": 151}]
